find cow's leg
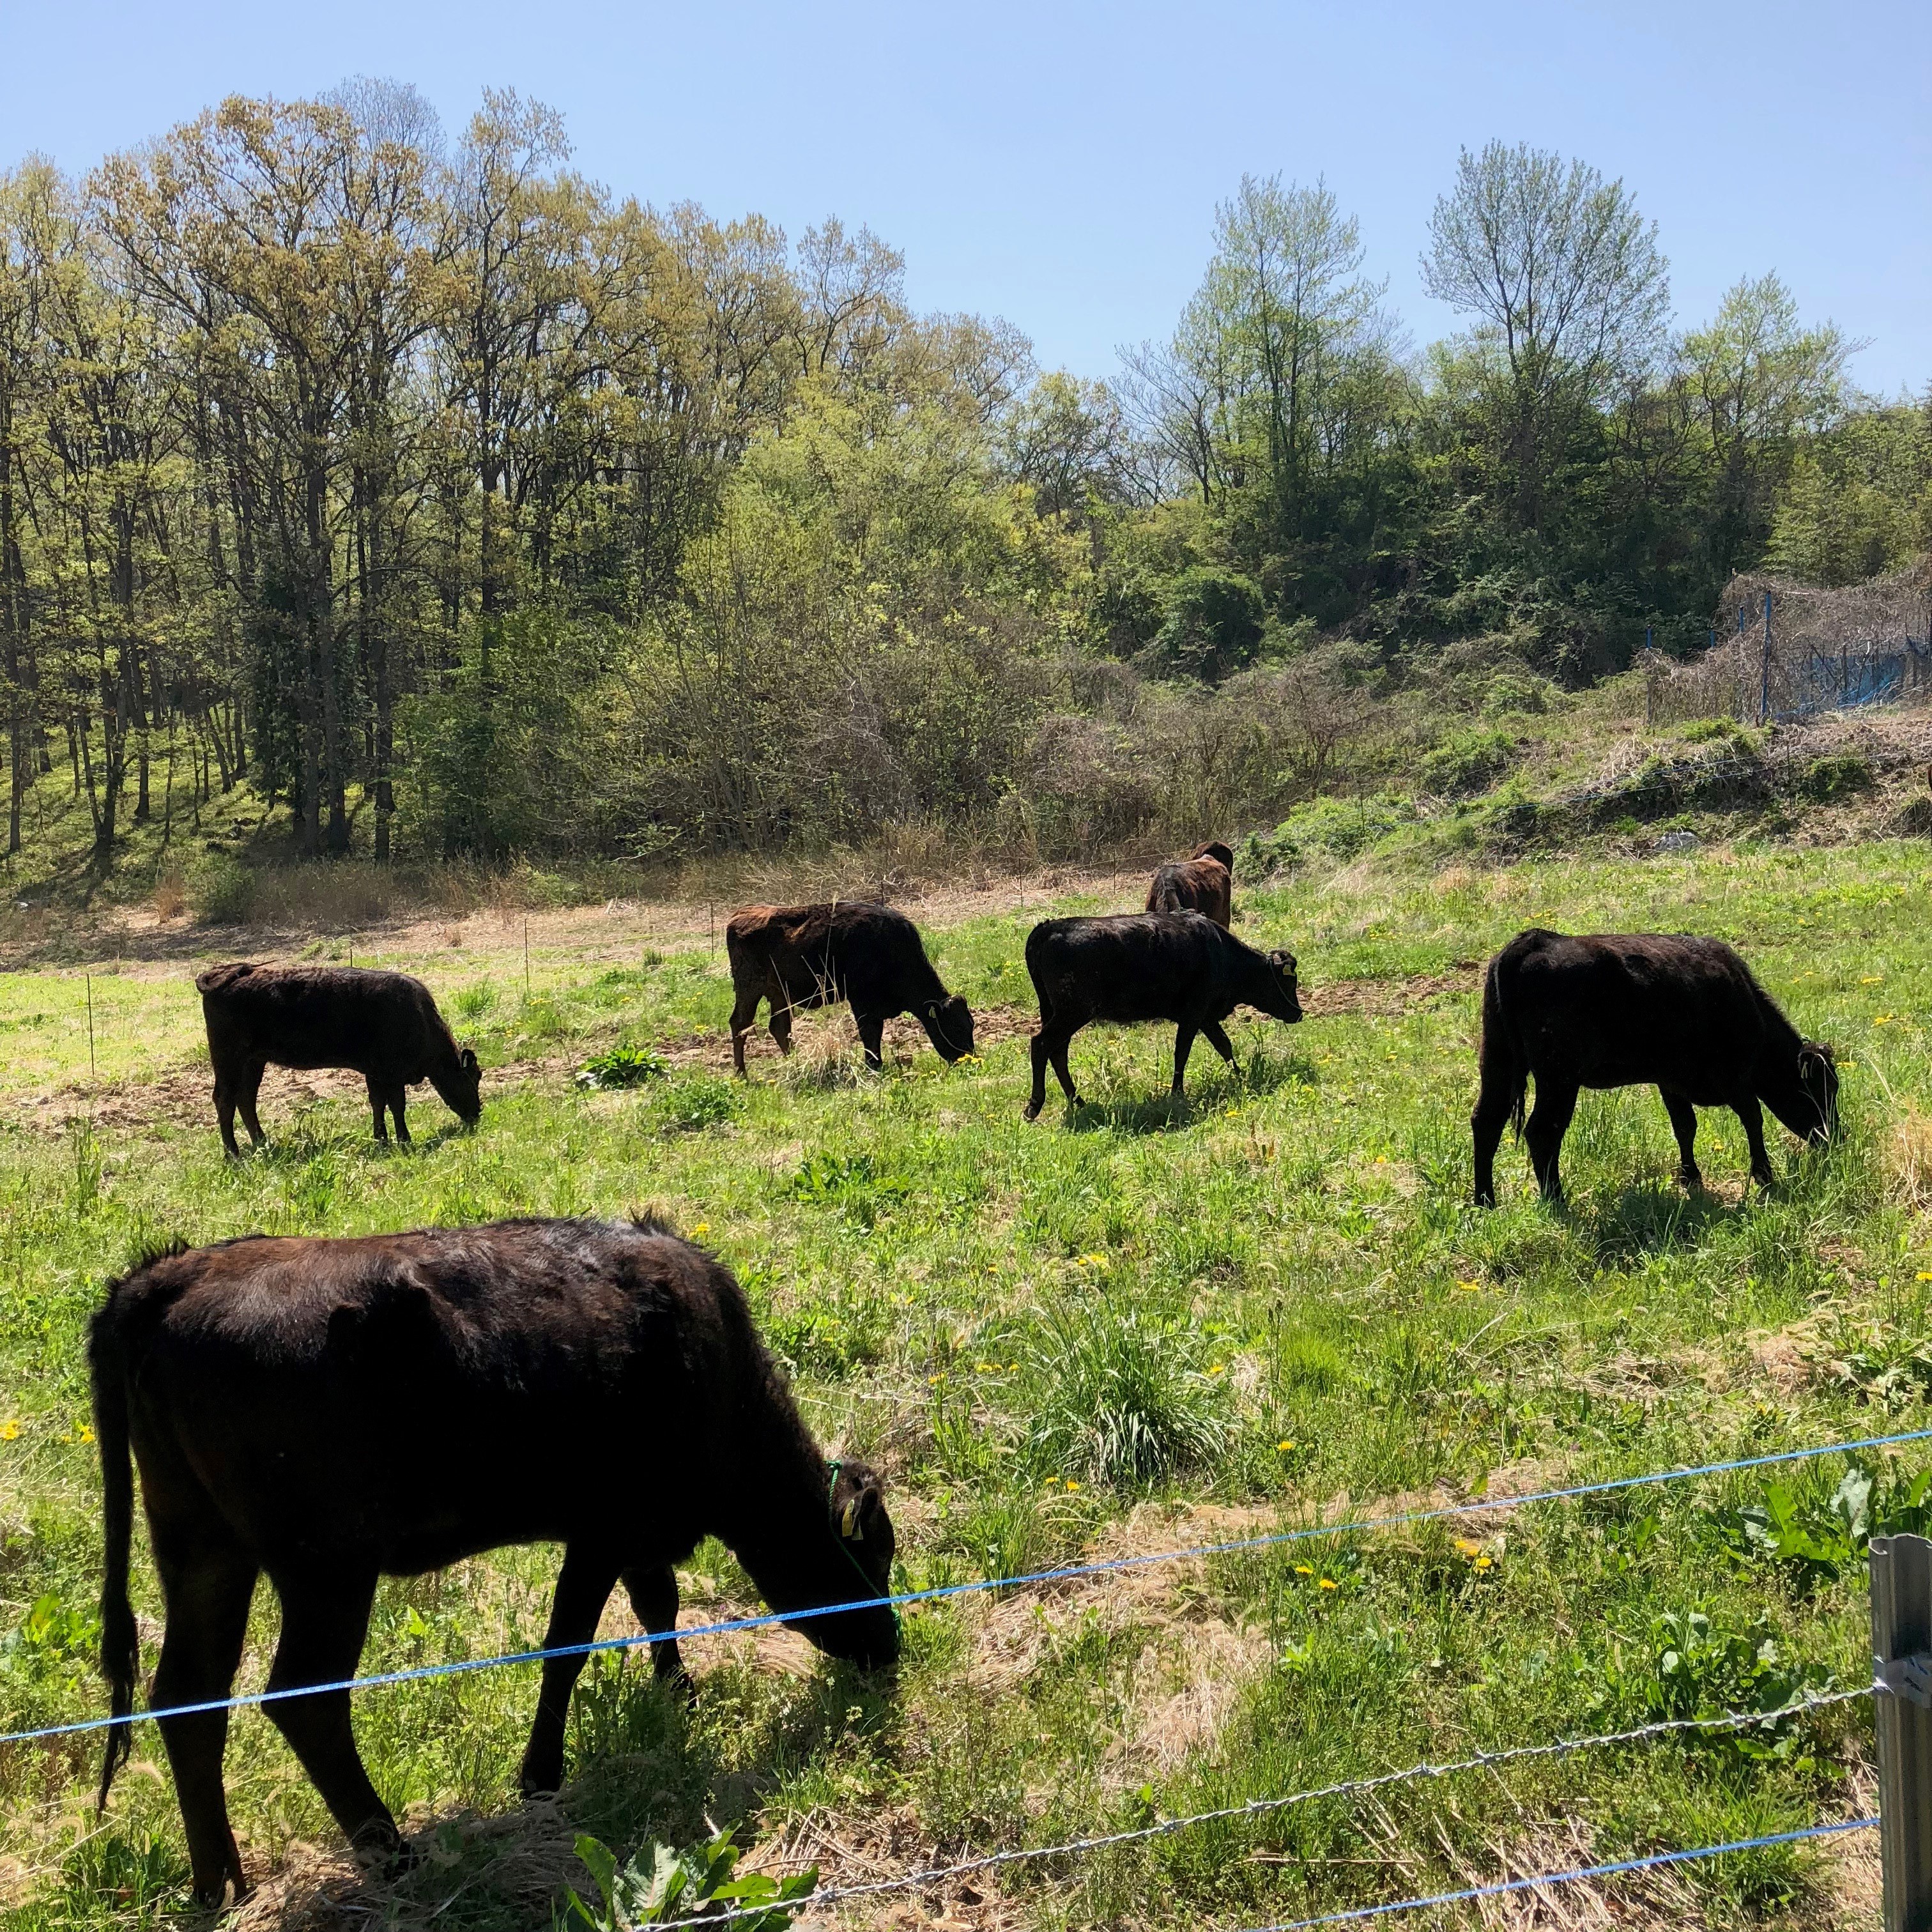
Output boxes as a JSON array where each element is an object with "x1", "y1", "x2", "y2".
[
  {"x1": 1733, "y1": 1093, "x2": 1775, "y2": 1188},
  {"x1": 1048, "y1": 1025, "x2": 1082, "y2": 1108},
  {"x1": 1471, "y1": 1087, "x2": 1513, "y2": 1209},
  {"x1": 213, "y1": 1068, "x2": 243, "y2": 1158},
  {"x1": 854, "y1": 1008, "x2": 885, "y2": 1071},
  {"x1": 262, "y1": 1567, "x2": 397, "y2": 1860},
  {"x1": 150, "y1": 1537, "x2": 258, "y2": 1906},
  {"x1": 366, "y1": 1077, "x2": 389, "y2": 1144},
  {"x1": 1202, "y1": 1020, "x2": 1238, "y2": 1067},
  {"x1": 1027, "y1": 1022, "x2": 1080, "y2": 1119},
  {"x1": 238, "y1": 1059, "x2": 268, "y2": 1149},
  {"x1": 519, "y1": 1545, "x2": 623, "y2": 1797},
  {"x1": 1171, "y1": 1025, "x2": 1198, "y2": 1100},
  {"x1": 768, "y1": 998, "x2": 794, "y2": 1058},
  {"x1": 729, "y1": 988, "x2": 760, "y2": 1075},
  {"x1": 388, "y1": 1087, "x2": 410, "y2": 1146},
  {"x1": 1660, "y1": 1091, "x2": 1703, "y2": 1190},
  {"x1": 1522, "y1": 1079, "x2": 1579, "y2": 1203},
  {"x1": 622, "y1": 1563, "x2": 694, "y2": 1701}
]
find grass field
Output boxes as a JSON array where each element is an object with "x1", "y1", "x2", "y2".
[{"x1": 3, "y1": 841, "x2": 1931, "y2": 1930}]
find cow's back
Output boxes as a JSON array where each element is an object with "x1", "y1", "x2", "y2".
[
  {"x1": 1497, "y1": 930, "x2": 1772, "y2": 1094},
  {"x1": 198, "y1": 963, "x2": 441, "y2": 1078},
  {"x1": 1028, "y1": 913, "x2": 1224, "y2": 1023},
  {"x1": 103, "y1": 1219, "x2": 746, "y2": 1568}
]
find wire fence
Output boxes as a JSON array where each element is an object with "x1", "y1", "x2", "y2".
[{"x1": 7, "y1": 1425, "x2": 1928, "y2": 1750}]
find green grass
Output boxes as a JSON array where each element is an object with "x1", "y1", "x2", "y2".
[{"x1": 3, "y1": 842, "x2": 1931, "y2": 1929}]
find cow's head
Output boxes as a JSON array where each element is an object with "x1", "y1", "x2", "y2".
[
  {"x1": 438, "y1": 1045, "x2": 484, "y2": 1125},
  {"x1": 1795, "y1": 1040, "x2": 1839, "y2": 1143},
  {"x1": 788, "y1": 1459, "x2": 900, "y2": 1671},
  {"x1": 921, "y1": 994, "x2": 975, "y2": 1063},
  {"x1": 1193, "y1": 840, "x2": 1235, "y2": 873},
  {"x1": 1265, "y1": 949, "x2": 1303, "y2": 1024}
]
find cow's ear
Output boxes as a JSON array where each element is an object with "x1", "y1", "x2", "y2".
[{"x1": 461, "y1": 1048, "x2": 479, "y2": 1073}]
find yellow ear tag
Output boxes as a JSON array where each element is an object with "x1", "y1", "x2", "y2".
[{"x1": 840, "y1": 1497, "x2": 862, "y2": 1540}]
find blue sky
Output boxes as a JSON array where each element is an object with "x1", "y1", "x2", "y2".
[{"x1": 3, "y1": 0, "x2": 1927, "y2": 395}]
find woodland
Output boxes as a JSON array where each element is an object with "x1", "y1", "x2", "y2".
[{"x1": 1, "y1": 86, "x2": 1928, "y2": 872}]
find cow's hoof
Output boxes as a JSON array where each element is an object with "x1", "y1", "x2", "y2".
[{"x1": 1023, "y1": 1105, "x2": 1042, "y2": 1121}]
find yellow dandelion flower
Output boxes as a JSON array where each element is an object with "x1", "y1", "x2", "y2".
[
  {"x1": 1318, "y1": 1577, "x2": 1338, "y2": 1590},
  {"x1": 1453, "y1": 1537, "x2": 1483, "y2": 1558},
  {"x1": 1065, "y1": 1480, "x2": 1081, "y2": 1492},
  {"x1": 79, "y1": 1425, "x2": 93, "y2": 1444},
  {"x1": 928, "y1": 1373, "x2": 944, "y2": 1385},
  {"x1": 1208, "y1": 1363, "x2": 1226, "y2": 1376},
  {"x1": 1862, "y1": 975, "x2": 1884, "y2": 985},
  {"x1": 1294, "y1": 1564, "x2": 1314, "y2": 1575},
  {"x1": 1474, "y1": 1555, "x2": 1494, "y2": 1570},
  {"x1": 691, "y1": 1222, "x2": 711, "y2": 1236},
  {"x1": 1876, "y1": 1015, "x2": 1894, "y2": 1025},
  {"x1": 976, "y1": 1362, "x2": 998, "y2": 1374},
  {"x1": 0, "y1": 1420, "x2": 19, "y2": 1441},
  {"x1": 1919, "y1": 1272, "x2": 1932, "y2": 1283},
  {"x1": 1276, "y1": 1439, "x2": 1296, "y2": 1453},
  {"x1": 1457, "y1": 1278, "x2": 1482, "y2": 1292}
]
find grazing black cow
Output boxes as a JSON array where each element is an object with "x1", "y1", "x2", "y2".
[
  {"x1": 1471, "y1": 928, "x2": 1838, "y2": 1206},
  {"x1": 1147, "y1": 840, "x2": 1235, "y2": 928},
  {"x1": 1023, "y1": 910, "x2": 1302, "y2": 1118},
  {"x1": 195, "y1": 962, "x2": 481, "y2": 1154},
  {"x1": 91, "y1": 1217, "x2": 900, "y2": 1907},
  {"x1": 726, "y1": 901, "x2": 974, "y2": 1073}
]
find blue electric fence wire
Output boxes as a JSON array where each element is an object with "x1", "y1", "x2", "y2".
[
  {"x1": 4, "y1": 1423, "x2": 1927, "y2": 1750},
  {"x1": 1230, "y1": 1816, "x2": 1878, "y2": 1931}
]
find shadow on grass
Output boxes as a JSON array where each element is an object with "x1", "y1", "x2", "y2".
[
  {"x1": 239, "y1": 1661, "x2": 894, "y2": 1932},
  {"x1": 1577, "y1": 1179, "x2": 1747, "y2": 1261},
  {"x1": 1060, "y1": 1046, "x2": 1319, "y2": 1137}
]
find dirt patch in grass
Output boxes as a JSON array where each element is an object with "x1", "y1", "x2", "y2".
[{"x1": 1301, "y1": 968, "x2": 1480, "y2": 1019}]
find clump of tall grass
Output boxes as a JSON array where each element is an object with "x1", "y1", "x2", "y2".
[
  {"x1": 1018, "y1": 1294, "x2": 1230, "y2": 1489},
  {"x1": 1889, "y1": 1101, "x2": 1932, "y2": 1215}
]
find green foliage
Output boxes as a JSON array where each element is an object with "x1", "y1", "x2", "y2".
[
  {"x1": 1017, "y1": 1294, "x2": 1230, "y2": 1489},
  {"x1": 562, "y1": 1829, "x2": 815, "y2": 1931},
  {"x1": 1238, "y1": 793, "x2": 1416, "y2": 874},
  {"x1": 574, "y1": 1045, "x2": 670, "y2": 1091},
  {"x1": 186, "y1": 852, "x2": 256, "y2": 925},
  {"x1": 1418, "y1": 726, "x2": 1516, "y2": 795},
  {"x1": 1717, "y1": 1464, "x2": 1932, "y2": 1586},
  {"x1": 1796, "y1": 754, "x2": 1873, "y2": 802},
  {"x1": 1146, "y1": 567, "x2": 1266, "y2": 682},
  {"x1": 1585, "y1": 1609, "x2": 1830, "y2": 1761}
]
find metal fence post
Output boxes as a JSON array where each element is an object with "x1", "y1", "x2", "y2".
[
  {"x1": 1761, "y1": 590, "x2": 1774, "y2": 724},
  {"x1": 1871, "y1": 1533, "x2": 1932, "y2": 1930}
]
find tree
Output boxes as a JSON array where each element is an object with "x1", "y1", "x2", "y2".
[{"x1": 1422, "y1": 141, "x2": 1669, "y2": 532}]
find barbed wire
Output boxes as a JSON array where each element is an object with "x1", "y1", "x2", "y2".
[
  {"x1": 632, "y1": 1689, "x2": 1871, "y2": 1931},
  {"x1": 5, "y1": 1423, "x2": 1926, "y2": 1749},
  {"x1": 1232, "y1": 1816, "x2": 1878, "y2": 1931}
]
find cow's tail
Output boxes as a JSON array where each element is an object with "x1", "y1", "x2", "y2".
[
  {"x1": 1478, "y1": 953, "x2": 1528, "y2": 1141},
  {"x1": 89, "y1": 1315, "x2": 139, "y2": 1812}
]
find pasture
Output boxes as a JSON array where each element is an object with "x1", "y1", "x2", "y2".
[{"x1": 2, "y1": 843, "x2": 1930, "y2": 1931}]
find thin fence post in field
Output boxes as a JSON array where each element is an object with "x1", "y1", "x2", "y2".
[
  {"x1": 524, "y1": 917, "x2": 530, "y2": 999},
  {"x1": 1761, "y1": 589, "x2": 1774, "y2": 724},
  {"x1": 85, "y1": 972, "x2": 95, "y2": 1084},
  {"x1": 1871, "y1": 1533, "x2": 1932, "y2": 1930},
  {"x1": 709, "y1": 901, "x2": 714, "y2": 958}
]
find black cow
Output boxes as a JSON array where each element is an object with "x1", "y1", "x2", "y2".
[
  {"x1": 726, "y1": 901, "x2": 973, "y2": 1073},
  {"x1": 1023, "y1": 911, "x2": 1302, "y2": 1118},
  {"x1": 195, "y1": 962, "x2": 481, "y2": 1154},
  {"x1": 1471, "y1": 928, "x2": 1839, "y2": 1206},
  {"x1": 1147, "y1": 840, "x2": 1234, "y2": 927},
  {"x1": 91, "y1": 1216, "x2": 899, "y2": 1907}
]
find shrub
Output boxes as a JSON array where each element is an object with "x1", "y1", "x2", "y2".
[
  {"x1": 187, "y1": 851, "x2": 256, "y2": 925},
  {"x1": 1238, "y1": 793, "x2": 1416, "y2": 876},
  {"x1": 1419, "y1": 726, "x2": 1516, "y2": 796},
  {"x1": 1797, "y1": 753, "x2": 1873, "y2": 802},
  {"x1": 1018, "y1": 1294, "x2": 1229, "y2": 1489}
]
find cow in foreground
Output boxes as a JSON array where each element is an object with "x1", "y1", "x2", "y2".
[
  {"x1": 1147, "y1": 840, "x2": 1234, "y2": 927},
  {"x1": 91, "y1": 1216, "x2": 899, "y2": 1907},
  {"x1": 1023, "y1": 911, "x2": 1302, "y2": 1118},
  {"x1": 726, "y1": 901, "x2": 974, "y2": 1073},
  {"x1": 1471, "y1": 928, "x2": 1838, "y2": 1206},
  {"x1": 195, "y1": 962, "x2": 481, "y2": 1154}
]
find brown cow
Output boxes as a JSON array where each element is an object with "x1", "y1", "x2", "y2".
[
  {"x1": 195, "y1": 962, "x2": 480, "y2": 1153},
  {"x1": 91, "y1": 1216, "x2": 900, "y2": 1906},
  {"x1": 1147, "y1": 840, "x2": 1234, "y2": 927},
  {"x1": 1471, "y1": 928, "x2": 1837, "y2": 1206},
  {"x1": 726, "y1": 901, "x2": 974, "y2": 1073}
]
